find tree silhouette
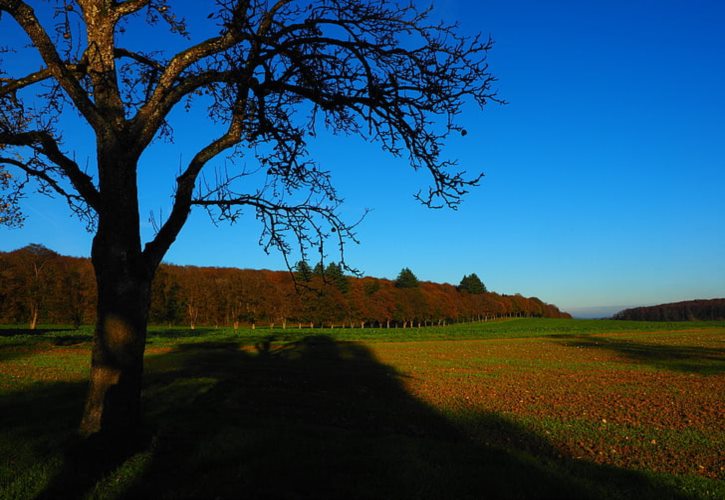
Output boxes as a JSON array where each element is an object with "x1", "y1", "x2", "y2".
[
  {"x1": 324, "y1": 262, "x2": 349, "y2": 293},
  {"x1": 394, "y1": 267, "x2": 419, "y2": 289},
  {"x1": 294, "y1": 260, "x2": 313, "y2": 283},
  {"x1": 458, "y1": 273, "x2": 486, "y2": 294},
  {"x1": 0, "y1": 0, "x2": 499, "y2": 444}
]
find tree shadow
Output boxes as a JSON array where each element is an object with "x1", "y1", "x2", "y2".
[
  {"x1": 559, "y1": 336, "x2": 725, "y2": 375},
  {"x1": 147, "y1": 327, "x2": 226, "y2": 338},
  {"x1": 0, "y1": 342, "x2": 38, "y2": 362},
  {"x1": 0, "y1": 327, "x2": 76, "y2": 337},
  {"x1": 4, "y1": 336, "x2": 701, "y2": 499},
  {"x1": 131, "y1": 337, "x2": 691, "y2": 498},
  {"x1": 0, "y1": 378, "x2": 88, "y2": 498},
  {"x1": 0, "y1": 334, "x2": 90, "y2": 362},
  {"x1": 50, "y1": 335, "x2": 93, "y2": 346}
]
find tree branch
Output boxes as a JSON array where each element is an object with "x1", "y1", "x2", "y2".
[
  {"x1": 0, "y1": 155, "x2": 78, "y2": 202},
  {"x1": 0, "y1": 131, "x2": 101, "y2": 210},
  {"x1": 0, "y1": 68, "x2": 52, "y2": 97},
  {"x1": 0, "y1": 0, "x2": 105, "y2": 132},
  {"x1": 0, "y1": 62, "x2": 89, "y2": 98},
  {"x1": 134, "y1": 4, "x2": 248, "y2": 113},
  {"x1": 0, "y1": 155, "x2": 95, "y2": 227},
  {"x1": 114, "y1": 48, "x2": 164, "y2": 72},
  {"x1": 113, "y1": 0, "x2": 149, "y2": 18},
  {"x1": 190, "y1": 191, "x2": 363, "y2": 274},
  {"x1": 129, "y1": 0, "x2": 292, "y2": 151},
  {"x1": 143, "y1": 113, "x2": 245, "y2": 268}
]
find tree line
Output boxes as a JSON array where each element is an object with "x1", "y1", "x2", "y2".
[
  {"x1": 0, "y1": 245, "x2": 570, "y2": 329},
  {"x1": 613, "y1": 299, "x2": 725, "y2": 321}
]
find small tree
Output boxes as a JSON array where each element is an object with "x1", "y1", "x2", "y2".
[
  {"x1": 395, "y1": 267, "x2": 419, "y2": 288},
  {"x1": 458, "y1": 273, "x2": 486, "y2": 294},
  {"x1": 8, "y1": 244, "x2": 59, "y2": 329},
  {"x1": 312, "y1": 262, "x2": 325, "y2": 277},
  {"x1": 325, "y1": 262, "x2": 349, "y2": 293},
  {"x1": 294, "y1": 260, "x2": 313, "y2": 283}
]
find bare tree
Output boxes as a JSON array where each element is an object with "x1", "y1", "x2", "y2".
[{"x1": 0, "y1": 0, "x2": 499, "y2": 443}]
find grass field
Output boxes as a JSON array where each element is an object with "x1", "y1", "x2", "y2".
[{"x1": 1, "y1": 319, "x2": 723, "y2": 499}]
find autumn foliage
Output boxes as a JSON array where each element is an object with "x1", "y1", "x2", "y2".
[
  {"x1": 0, "y1": 245, "x2": 570, "y2": 328},
  {"x1": 613, "y1": 299, "x2": 725, "y2": 321}
]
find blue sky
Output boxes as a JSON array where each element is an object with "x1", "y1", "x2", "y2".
[{"x1": 2, "y1": 0, "x2": 724, "y2": 317}]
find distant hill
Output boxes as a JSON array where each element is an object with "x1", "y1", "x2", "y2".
[
  {"x1": 613, "y1": 299, "x2": 725, "y2": 321},
  {"x1": 566, "y1": 305, "x2": 629, "y2": 319},
  {"x1": 0, "y1": 245, "x2": 571, "y2": 328}
]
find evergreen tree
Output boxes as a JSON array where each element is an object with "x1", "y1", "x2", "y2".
[
  {"x1": 313, "y1": 262, "x2": 325, "y2": 276},
  {"x1": 458, "y1": 273, "x2": 487, "y2": 294},
  {"x1": 294, "y1": 261, "x2": 313, "y2": 283},
  {"x1": 395, "y1": 268, "x2": 419, "y2": 288},
  {"x1": 325, "y1": 262, "x2": 350, "y2": 293}
]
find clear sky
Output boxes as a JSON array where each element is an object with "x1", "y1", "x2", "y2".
[{"x1": 2, "y1": 0, "x2": 724, "y2": 317}]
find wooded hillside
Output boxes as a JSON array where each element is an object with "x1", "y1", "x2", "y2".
[
  {"x1": 0, "y1": 245, "x2": 570, "y2": 328},
  {"x1": 613, "y1": 299, "x2": 725, "y2": 321}
]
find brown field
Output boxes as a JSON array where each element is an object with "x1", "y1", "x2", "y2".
[{"x1": 369, "y1": 331, "x2": 724, "y2": 480}]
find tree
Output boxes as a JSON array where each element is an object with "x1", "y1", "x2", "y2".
[
  {"x1": 324, "y1": 262, "x2": 349, "y2": 293},
  {"x1": 312, "y1": 261, "x2": 325, "y2": 277},
  {"x1": 7, "y1": 244, "x2": 60, "y2": 329},
  {"x1": 394, "y1": 267, "x2": 419, "y2": 289},
  {"x1": 61, "y1": 260, "x2": 94, "y2": 327},
  {"x1": 149, "y1": 266, "x2": 183, "y2": 326},
  {"x1": 0, "y1": 1, "x2": 498, "y2": 444},
  {"x1": 294, "y1": 260, "x2": 313, "y2": 283},
  {"x1": 458, "y1": 273, "x2": 486, "y2": 294}
]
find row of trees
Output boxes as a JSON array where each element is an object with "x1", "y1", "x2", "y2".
[
  {"x1": 1, "y1": 245, "x2": 570, "y2": 329},
  {"x1": 613, "y1": 299, "x2": 725, "y2": 321},
  {"x1": 0, "y1": 245, "x2": 91, "y2": 328}
]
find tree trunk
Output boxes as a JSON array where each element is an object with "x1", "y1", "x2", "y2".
[
  {"x1": 79, "y1": 146, "x2": 154, "y2": 443},
  {"x1": 29, "y1": 305, "x2": 39, "y2": 330},
  {"x1": 80, "y1": 242, "x2": 152, "y2": 440}
]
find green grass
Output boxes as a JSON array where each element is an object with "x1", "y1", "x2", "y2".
[
  {"x1": 0, "y1": 319, "x2": 723, "y2": 499},
  {"x1": 3, "y1": 317, "x2": 725, "y2": 348}
]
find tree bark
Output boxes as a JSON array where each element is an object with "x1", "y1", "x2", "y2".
[
  {"x1": 79, "y1": 146, "x2": 154, "y2": 441},
  {"x1": 79, "y1": 262, "x2": 151, "y2": 439}
]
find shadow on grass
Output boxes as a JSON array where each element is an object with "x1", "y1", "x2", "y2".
[
  {"x1": 0, "y1": 332, "x2": 91, "y2": 361},
  {"x1": 2, "y1": 336, "x2": 701, "y2": 499},
  {"x1": 560, "y1": 336, "x2": 725, "y2": 375},
  {"x1": 50, "y1": 335, "x2": 93, "y2": 346},
  {"x1": 147, "y1": 327, "x2": 226, "y2": 338},
  {"x1": 0, "y1": 379, "x2": 88, "y2": 498},
  {"x1": 0, "y1": 327, "x2": 77, "y2": 337},
  {"x1": 0, "y1": 342, "x2": 38, "y2": 362}
]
